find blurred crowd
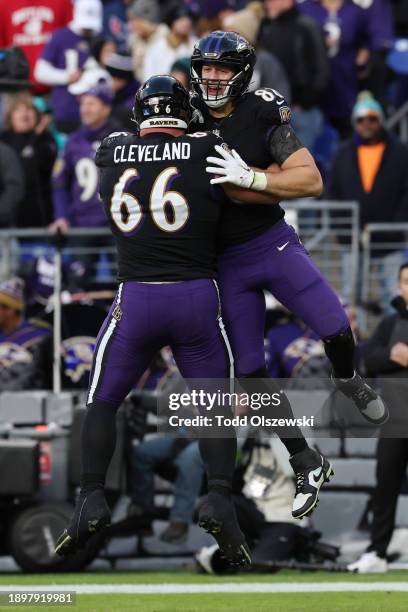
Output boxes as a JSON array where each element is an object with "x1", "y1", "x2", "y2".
[
  {"x1": 0, "y1": 1, "x2": 407, "y2": 311},
  {"x1": 1, "y1": 0, "x2": 408, "y2": 573}
]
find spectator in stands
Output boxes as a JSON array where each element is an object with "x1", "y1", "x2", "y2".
[
  {"x1": 103, "y1": 51, "x2": 140, "y2": 130},
  {"x1": 127, "y1": 0, "x2": 165, "y2": 82},
  {"x1": 266, "y1": 311, "x2": 329, "y2": 380},
  {"x1": 298, "y1": 0, "x2": 371, "y2": 138},
  {"x1": 357, "y1": 0, "x2": 394, "y2": 104},
  {"x1": 49, "y1": 82, "x2": 117, "y2": 234},
  {"x1": 102, "y1": 0, "x2": 130, "y2": 50},
  {"x1": 257, "y1": 0, "x2": 329, "y2": 150},
  {"x1": 0, "y1": 277, "x2": 51, "y2": 391},
  {"x1": 194, "y1": 0, "x2": 235, "y2": 33},
  {"x1": 391, "y1": 0, "x2": 408, "y2": 36},
  {"x1": 0, "y1": 0, "x2": 73, "y2": 93},
  {"x1": 142, "y1": 6, "x2": 198, "y2": 82},
  {"x1": 327, "y1": 92, "x2": 408, "y2": 311},
  {"x1": 90, "y1": 35, "x2": 117, "y2": 66},
  {"x1": 170, "y1": 57, "x2": 191, "y2": 89},
  {"x1": 348, "y1": 263, "x2": 408, "y2": 573},
  {"x1": 222, "y1": 2, "x2": 291, "y2": 100},
  {"x1": 266, "y1": 302, "x2": 359, "y2": 382},
  {"x1": 66, "y1": 32, "x2": 115, "y2": 99},
  {"x1": 34, "y1": 0, "x2": 103, "y2": 133},
  {"x1": 0, "y1": 141, "x2": 24, "y2": 228},
  {"x1": 1, "y1": 93, "x2": 57, "y2": 228},
  {"x1": 128, "y1": 436, "x2": 204, "y2": 544}
]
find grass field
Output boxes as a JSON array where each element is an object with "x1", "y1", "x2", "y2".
[{"x1": 1, "y1": 570, "x2": 408, "y2": 611}]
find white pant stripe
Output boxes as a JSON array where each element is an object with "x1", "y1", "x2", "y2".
[
  {"x1": 213, "y1": 280, "x2": 234, "y2": 385},
  {"x1": 87, "y1": 283, "x2": 123, "y2": 404}
]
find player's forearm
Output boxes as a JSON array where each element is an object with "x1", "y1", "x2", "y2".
[
  {"x1": 224, "y1": 184, "x2": 280, "y2": 205},
  {"x1": 258, "y1": 164, "x2": 323, "y2": 199}
]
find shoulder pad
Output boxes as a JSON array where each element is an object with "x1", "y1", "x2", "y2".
[
  {"x1": 186, "y1": 130, "x2": 225, "y2": 152},
  {"x1": 95, "y1": 132, "x2": 135, "y2": 167},
  {"x1": 104, "y1": 131, "x2": 133, "y2": 146},
  {"x1": 247, "y1": 89, "x2": 292, "y2": 126},
  {"x1": 186, "y1": 131, "x2": 213, "y2": 139}
]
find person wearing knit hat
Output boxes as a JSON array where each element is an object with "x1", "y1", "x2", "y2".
[
  {"x1": 127, "y1": 0, "x2": 168, "y2": 82},
  {"x1": 351, "y1": 91, "x2": 384, "y2": 126},
  {"x1": 103, "y1": 52, "x2": 140, "y2": 130},
  {"x1": 170, "y1": 57, "x2": 192, "y2": 88},
  {"x1": 104, "y1": 52, "x2": 135, "y2": 82},
  {"x1": 0, "y1": 277, "x2": 25, "y2": 316},
  {"x1": 49, "y1": 80, "x2": 119, "y2": 236},
  {"x1": 127, "y1": 0, "x2": 161, "y2": 23},
  {"x1": 81, "y1": 82, "x2": 115, "y2": 106},
  {"x1": 0, "y1": 277, "x2": 52, "y2": 389},
  {"x1": 327, "y1": 90, "x2": 408, "y2": 311}
]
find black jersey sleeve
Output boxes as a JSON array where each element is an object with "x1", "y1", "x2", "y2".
[
  {"x1": 247, "y1": 89, "x2": 303, "y2": 163},
  {"x1": 251, "y1": 88, "x2": 292, "y2": 127}
]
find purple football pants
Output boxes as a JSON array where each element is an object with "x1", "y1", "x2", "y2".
[
  {"x1": 87, "y1": 279, "x2": 231, "y2": 405},
  {"x1": 218, "y1": 220, "x2": 349, "y2": 377}
]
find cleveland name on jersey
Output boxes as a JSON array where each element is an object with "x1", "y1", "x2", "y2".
[
  {"x1": 190, "y1": 88, "x2": 295, "y2": 248},
  {"x1": 96, "y1": 131, "x2": 226, "y2": 282}
]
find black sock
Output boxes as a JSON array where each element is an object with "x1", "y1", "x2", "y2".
[
  {"x1": 323, "y1": 326, "x2": 355, "y2": 379},
  {"x1": 239, "y1": 369, "x2": 308, "y2": 457},
  {"x1": 199, "y1": 435, "x2": 237, "y2": 489},
  {"x1": 80, "y1": 399, "x2": 119, "y2": 492}
]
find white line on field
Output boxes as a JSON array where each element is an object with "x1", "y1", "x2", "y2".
[{"x1": 2, "y1": 583, "x2": 408, "y2": 594}]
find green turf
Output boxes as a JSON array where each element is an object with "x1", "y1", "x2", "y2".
[
  {"x1": 1, "y1": 571, "x2": 408, "y2": 612},
  {"x1": 1, "y1": 593, "x2": 407, "y2": 612},
  {"x1": 0, "y1": 569, "x2": 407, "y2": 586}
]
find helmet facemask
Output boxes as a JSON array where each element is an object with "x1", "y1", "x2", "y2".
[{"x1": 191, "y1": 62, "x2": 250, "y2": 109}]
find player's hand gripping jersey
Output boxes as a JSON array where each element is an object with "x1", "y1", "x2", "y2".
[
  {"x1": 96, "y1": 130, "x2": 226, "y2": 282},
  {"x1": 190, "y1": 88, "x2": 302, "y2": 248}
]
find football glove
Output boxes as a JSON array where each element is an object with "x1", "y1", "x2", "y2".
[{"x1": 206, "y1": 145, "x2": 267, "y2": 191}]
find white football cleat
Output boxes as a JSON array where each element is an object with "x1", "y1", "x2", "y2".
[
  {"x1": 290, "y1": 447, "x2": 333, "y2": 519},
  {"x1": 347, "y1": 551, "x2": 388, "y2": 573}
]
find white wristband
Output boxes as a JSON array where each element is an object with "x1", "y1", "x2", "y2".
[{"x1": 250, "y1": 171, "x2": 267, "y2": 192}]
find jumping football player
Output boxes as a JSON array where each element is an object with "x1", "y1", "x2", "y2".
[
  {"x1": 190, "y1": 31, "x2": 388, "y2": 519},
  {"x1": 54, "y1": 76, "x2": 250, "y2": 567}
]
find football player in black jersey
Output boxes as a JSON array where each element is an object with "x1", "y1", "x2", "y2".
[
  {"x1": 54, "y1": 76, "x2": 250, "y2": 567},
  {"x1": 190, "y1": 31, "x2": 388, "y2": 519}
]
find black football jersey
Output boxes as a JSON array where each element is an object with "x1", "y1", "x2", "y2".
[
  {"x1": 96, "y1": 131, "x2": 226, "y2": 282},
  {"x1": 190, "y1": 88, "x2": 293, "y2": 248}
]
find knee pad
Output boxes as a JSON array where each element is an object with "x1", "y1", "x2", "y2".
[
  {"x1": 323, "y1": 326, "x2": 355, "y2": 378},
  {"x1": 323, "y1": 325, "x2": 354, "y2": 348}
]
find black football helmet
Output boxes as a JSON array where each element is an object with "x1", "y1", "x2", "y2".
[
  {"x1": 191, "y1": 31, "x2": 255, "y2": 109},
  {"x1": 132, "y1": 75, "x2": 193, "y2": 130}
]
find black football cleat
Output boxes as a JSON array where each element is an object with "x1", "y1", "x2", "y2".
[
  {"x1": 290, "y1": 448, "x2": 333, "y2": 519},
  {"x1": 198, "y1": 491, "x2": 251, "y2": 568},
  {"x1": 332, "y1": 373, "x2": 389, "y2": 425},
  {"x1": 55, "y1": 488, "x2": 111, "y2": 556}
]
